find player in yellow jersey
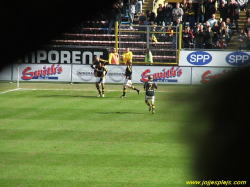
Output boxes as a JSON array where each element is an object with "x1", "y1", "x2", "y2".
[
  {"x1": 122, "y1": 48, "x2": 133, "y2": 65},
  {"x1": 120, "y1": 60, "x2": 140, "y2": 98},
  {"x1": 144, "y1": 75, "x2": 158, "y2": 114}
]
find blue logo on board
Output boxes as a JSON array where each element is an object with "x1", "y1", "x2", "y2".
[
  {"x1": 187, "y1": 51, "x2": 212, "y2": 65},
  {"x1": 226, "y1": 52, "x2": 250, "y2": 66}
]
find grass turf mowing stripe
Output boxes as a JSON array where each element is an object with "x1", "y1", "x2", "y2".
[
  {"x1": 0, "y1": 129, "x2": 184, "y2": 143},
  {"x1": 0, "y1": 164, "x2": 191, "y2": 184},
  {"x1": 0, "y1": 119, "x2": 189, "y2": 134},
  {"x1": 0, "y1": 140, "x2": 191, "y2": 157},
  {"x1": 0, "y1": 179, "x2": 188, "y2": 187},
  {"x1": 0, "y1": 152, "x2": 191, "y2": 168}
]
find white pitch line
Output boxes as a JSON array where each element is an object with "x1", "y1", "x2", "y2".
[
  {"x1": 11, "y1": 88, "x2": 174, "y2": 93},
  {"x1": 0, "y1": 88, "x2": 39, "y2": 95},
  {"x1": 0, "y1": 88, "x2": 185, "y2": 94},
  {"x1": 0, "y1": 88, "x2": 20, "y2": 95}
]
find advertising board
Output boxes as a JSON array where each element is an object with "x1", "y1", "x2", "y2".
[{"x1": 179, "y1": 50, "x2": 250, "y2": 67}]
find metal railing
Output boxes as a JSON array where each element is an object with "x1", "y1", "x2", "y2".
[{"x1": 115, "y1": 21, "x2": 182, "y2": 65}]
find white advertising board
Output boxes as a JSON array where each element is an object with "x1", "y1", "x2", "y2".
[
  {"x1": 72, "y1": 65, "x2": 192, "y2": 84},
  {"x1": 2, "y1": 64, "x2": 241, "y2": 85},
  {"x1": 72, "y1": 64, "x2": 126, "y2": 83},
  {"x1": 191, "y1": 67, "x2": 237, "y2": 84},
  {"x1": 12, "y1": 64, "x2": 71, "y2": 82},
  {"x1": 179, "y1": 50, "x2": 250, "y2": 67},
  {"x1": 132, "y1": 66, "x2": 191, "y2": 84}
]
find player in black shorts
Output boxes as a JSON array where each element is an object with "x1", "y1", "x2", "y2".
[
  {"x1": 121, "y1": 60, "x2": 140, "y2": 98},
  {"x1": 91, "y1": 55, "x2": 108, "y2": 77},
  {"x1": 144, "y1": 75, "x2": 158, "y2": 114},
  {"x1": 95, "y1": 61, "x2": 108, "y2": 97}
]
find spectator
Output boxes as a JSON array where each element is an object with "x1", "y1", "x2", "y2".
[
  {"x1": 117, "y1": 0, "x2": 124, "y2": 25},
  {"x1": 128, "y1": 0, "x2": 138, "y2": 29},
  {"x1": 205, "y1": 0, "x2": 216, "y2": 21},
  {"x1": 244, "y1": 17, "x2": 250, "y2": 34},
  {"x1": 172, "y1": 17, "x2": 181, "y2": 49},
  {"x1": 147, "y1": 10, "x2": 156, "y2": 23},
  {"x1": 219, "y1": 0, "x2": 228, "y2": 22},
  {"x1": 138, "y1": 18, "x2": 147, "y2": 41},
  {"x1": 160, "y1": 24, "x2": 173, "y2": 42},
  {"x1": 181, "y1": 0, "x2": 189, "y2": 29},
  {"x1": 182, "y1": 27, "x2": 192, "y2": 48},
  {"x1": 220, "y1": 38, "x2": 227, "y2": 49},
  {"x1": 107, "y1": 3, "x2": 121, "y2": 34},
  {"x1": 228, "y1": 0, "x2": 239, "y2": 33},
  {"x1": 246, "y1": 30, "x2": 250, "y2": 49},
  {"x1": 146, "y1": 9, "x2": 150, "y2": 17},
  {"x1": 188, "y1": 2, "x2": 195, "y2": 30},
  {"x1": 186, "y1": 26, "x2": 194, "y2": 43},
  {"x1": 194, "y1": 24, "x2": 205, "y2": 49},
  {"x1": 193, "y1": 22, "x2": 201, "y2": 34},
  {"x1": 144, "y1": 48, "x2": 153, "y2": 64},
  {"x1": 136, "y1": 0, "x2": 143, "y2": 15},
  {"x1": 213, "y1": 40, "x2": 222, "y2": 49},
  {"x1": 156, "y1": 3, "x2": 164, "y2": 26},
  {"x1": 237, "y1": 29, "x2": 247, "y2": 49},
  {"x1": 149, "y1": 22, "x2": 158, "y2": 43},
  {"x1": 246, "y1": 8, "x2": 250, "y2": 19},
  {"x1": 220, "y1": 21, "x2": 229, "y2": 43},
  {"x1": 123, "y1": 0, "x2": 130, "y2": 16},
  {"x1": 212, "y1": 22, "x2": 220, "y2": 43},
  {"x1": 197, "y1": 0, "x2": 205, "y2": 25},
  {"x1": 139, "y1": 12, "x2": 147, "y2": 23},
  {"x1": 204, "y1": 26, "x2": 214, "y2": 49},
  {"x1": 172, "y1": 2, "x2": 183, "y2": 25},
  {"x1": 163, "y1": 1, "x2": 173, "y2": 26},
  {"x1": 237, "y1": 0, "x2": 246, "y2": 11},
  {"x1": 218, "y1": 17, "x2": 223, "y2": 28},
  {"x1": 208, "y1": 14, "x2": 218, "y2": 28},
  {"x1": 166, "y1": 24, "x2": 174, "y2": 41},
  {"x1": 204, "y1": 21, "x2": 211, "y2": 32},
  {"x1": 225, "y1": 18, "x2": 233, "y2": 39}
]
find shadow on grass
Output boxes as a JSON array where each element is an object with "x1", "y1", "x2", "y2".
[
  {"x1": 97, "y1": 112, "x2": 143, "y2": 114},
  {"x1": 37, "y1": 95, "x2": 97, "y2": 98}
]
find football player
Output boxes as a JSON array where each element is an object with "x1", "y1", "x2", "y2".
[
  {"x1": 144, "y1": 75, "x2": 158, "y2": 114},
  {"x1": 91, "y1": 55, "x2": 108, "y2": 77},
  {"x1": 120, "y1": 60, "x2": 140, "y2": 98},
  {"x1": 95, "y1": 61, "x2": 108, "y2": 97}
]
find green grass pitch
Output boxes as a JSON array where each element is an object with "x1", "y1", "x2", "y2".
[{"x1": 0, "y1": 82, "x2": 201, "y2": 187}]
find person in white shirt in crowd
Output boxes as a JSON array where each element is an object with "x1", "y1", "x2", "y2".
[
  {"x1": 128, "y1": 0, "x2": 138, "y2": 29},
  {"x1": 136, "y1": 0, "x2": 143, "y2": 15},
  {"x1": 172, "y1": 2, "x2": 183, "y2": 25},
  {"x1": 208, "y1": 14, "x2": 218, "y2": 28}
]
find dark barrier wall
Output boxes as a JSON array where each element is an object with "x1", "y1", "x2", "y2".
[{"x1": 21, "y1": 46, "x2": 109, "y2": 65}]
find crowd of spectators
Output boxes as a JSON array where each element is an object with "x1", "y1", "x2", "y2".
[
  {"x1": 75, "y1": 0, "x2": 250, "y2": 50},
  {"x1": 139, "y1": 0, "x2": 250, "y2": 49}
]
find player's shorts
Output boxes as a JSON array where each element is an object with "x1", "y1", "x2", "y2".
[
  {"x1": 145, "y1": 95, "x2": 155, "y2": 102},
  {"x1": 123, "y1": 79, "x2": 132, "y2": 86},
  {"x1": 96, "y1": 77, "x2": 105, "y2": 83}
]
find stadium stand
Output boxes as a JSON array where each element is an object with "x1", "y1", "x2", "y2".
[{"x1": 50, "y1": 0, "x2": 250, "y2": 65}]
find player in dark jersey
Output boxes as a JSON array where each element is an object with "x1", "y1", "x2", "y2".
[
  {"x1": 121, "y1": 60, "x2": 140, "y2": 98},
  {"x1": 95, "y1": 61, "x2": 108, "y2": 97},
  {"x1": 91, "y1": 55, "x2": 108, "y2": 77},
  {"x1": 144, "y1": 75, "x2": 158, "y2": 114}
]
